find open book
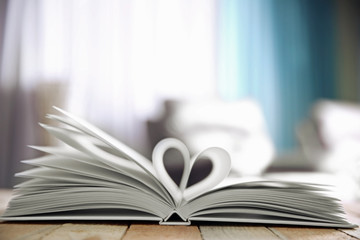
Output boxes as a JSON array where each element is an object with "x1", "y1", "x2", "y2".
[{"x1": 1, "y1": 107, "x2": 356, "y2": 227}]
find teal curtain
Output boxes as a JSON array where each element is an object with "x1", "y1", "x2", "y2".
[{"x1": 218, "y1": 0, "x2": 336, "y2": 151}]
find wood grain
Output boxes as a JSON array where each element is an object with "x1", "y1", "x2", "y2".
[
  {"x1": 339, "y1": 227, "x2": 360, "y2": 239},
  {"x1": 0, "y1": 223, "x2": 60, "y2": 240},
  {"x1": 42, "y1": 223, "x2": 128, "y2": 240},
  {"x1": 122, "y1": 224, "x2": 202, "y2": 240},
  {"x1": 270, "y1": 227, "x2": 358, "y2": 240},
  {"x1": 200, "y1": 225, "x2": 280, "y2": 240}
]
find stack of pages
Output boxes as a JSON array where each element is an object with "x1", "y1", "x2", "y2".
[{"x1": 0, "y1": 108, "x2": 356, "y2": 227}]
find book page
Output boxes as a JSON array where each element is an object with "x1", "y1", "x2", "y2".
[{"x1": 177, "y1": 181, "x2": 354, "y2": 227}]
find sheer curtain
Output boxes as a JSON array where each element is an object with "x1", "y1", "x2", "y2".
[{"x1": 0, "y1": 0, "x2": 217, "y2": 187}]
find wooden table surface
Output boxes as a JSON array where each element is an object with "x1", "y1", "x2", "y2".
[{"x1": 1, "y1": 189, "x2": 360, "y2": 240}]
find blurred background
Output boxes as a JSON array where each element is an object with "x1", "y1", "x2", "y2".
[{"x1": 0, "y1": 0, "x2": 359, "y2": 201}]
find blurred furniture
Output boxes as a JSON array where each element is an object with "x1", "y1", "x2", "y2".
[
  {"x1": 297, "y1": 100, "x2": 360, "y2": 200},
  {"x1": 148, "y1": 99, "x2": 274, "y2": 177},
  {"x1": 0, "y1": 82, "x2": 66, "y2": 188},
  {"x1": 1, "y1": 189, "x2": 360, "y2": 239}
]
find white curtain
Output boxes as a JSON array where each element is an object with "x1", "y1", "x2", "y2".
[{"x1": 0, "y1": 0, "x2": 217, "y2": 187}]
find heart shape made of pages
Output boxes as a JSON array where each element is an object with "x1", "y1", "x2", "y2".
[{"x1": 152, "y1": 138, "x2": 231, "y2": 206}]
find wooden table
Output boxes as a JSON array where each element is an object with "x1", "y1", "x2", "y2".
[{"x1": 1, "y1": 189, "x2": 360, "y2": 240}]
